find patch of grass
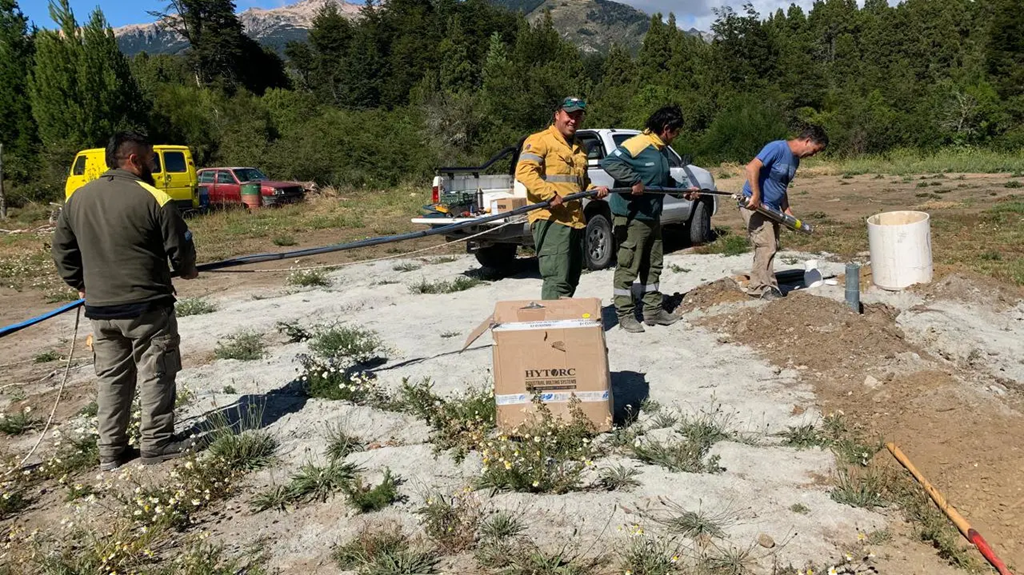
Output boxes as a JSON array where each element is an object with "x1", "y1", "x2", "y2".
[
  {"x1": 0, "y1": 410, "x2": 39, "y2": 436},
  {"x1": 409, "y1": 276, "x2": 482, "y2": 294},
  {"x1": 272, "y1": 234, "x2": 297, "y2": 246},
  {"x1": 392, "y1": 262, "x2": 421, "y2": 272},
  {"x1": 647, "y1": 499, "x2": 728, "y2": 540},
  {"x1": 979, "y1": 250, "x2": 1002, "y2": 261},
  {"x1": 439, "y1": 330, "x2": 460, "y2": 339},
  {"x1": 597, "y1": 463, "x2": 642, "y2": 491},
  {"x1": 394, "y1": 379, "x2": 495, "y2": 461},
  {"x1": 326, "y1": 423, "x2": 365, "y2": 461},
  {"x1": 429, "y1": 255, "x2": 459, "y2": 264},
  {"x1": 1006, "y1": 180, "x2": 1023, "y2": 189},
  {"x1": 616, "y1": 531, "x2": 683, "y2": 575},
  {"x1": 289, "y1": 459, "x2": 360, "y2": 503},
  {"x1": 33, "y1": 350, "x2": 61, "y2": 363},
  {"x1": 214, "y1": 331, "x2": 266, "y2": 361},
  {"x1": 830, "y1": 467, "x2": 890, "y2": 510},
  {"x1": 64, "y1": 482, "x2": 96, "y2": 502},
  {"x1": 253, "y1": 458, "x2": 360, "y2": 512},
  {"x1": 346, "y1": 469, "x2": 404, "y2": 513},
  {"x1": 824, "y1": 148, "x2": 1024, "y2": 175},
  {"x1": 334, "y1": 522, "x2": 439, "y2": 575},
  {"x1": 696, "y1": 231, "x2": 750, "y2": 256},
  {"x1": 417, "y1": 490, "x2": 483, "y2": 553},
  {"x1": 668, "y1": 264, "x2": 690, "y2": 273},
  {"x1": 779, "y1": 414, "x2": 882, "y2": 467},
  {"x1": 477, "y1": 398, "x2": 597, "y2": 494},
  {"x1": 175, "y1": 297, "x2": 216, "y2": 317},
  {"x1": 915, "y1": 181, "x2": 930, "y2": 188},
  {"x1": 308, "y1": 324, "x2": 385, "y2": 363},
  {"x1": 37, "y1": 434, "x2": 98, "y2": 479},
  {"x1": 287, "y1": 268, "x2": 331, "y2": 287},
  {"x1": 79, "y1": 401, "x2": 98, "y2": 417},
  {"x1": 633, "y1": 405, "x2": 730, "y2": 474},
  {"x1": 482, "y1": 540, "x2": 606, "y2": 575},
  {"x1": 480, "y1": 510, "x2": 525, "y2": 541},
  {"x1": 221, "y1": 385, "x2": 237, "y2": 394},
  {"x1": 789, "y1": 503, "x2": 810, "y2": 514},
  {"x1": 43, "y1": 285, "x2": 79, "y2": 304},
  {"x1": 206, "y1": 429, "x2": 277, "y2": 473}
]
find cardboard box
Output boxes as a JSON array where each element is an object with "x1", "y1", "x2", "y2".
[
  {"x1": 463, "y1": 298, "x2": 613, "y2": 432},
  {"x1": 494, "y1": 197, "x2": 527, "y2": 214}
]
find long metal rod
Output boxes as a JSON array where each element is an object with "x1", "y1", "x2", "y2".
[{"x1": 0, "y1": 185, "x2": 747, "y2": 338}]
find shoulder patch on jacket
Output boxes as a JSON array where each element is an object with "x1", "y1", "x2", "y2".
[
  {"x1": 621, "y1": 135, "x2": 652, "y2": 158},
  {"x1": 135, "y1": 181, "x2": 173, "y2": 207}
]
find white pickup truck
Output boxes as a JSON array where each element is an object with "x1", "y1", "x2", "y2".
[{"x1": 411, "y1": 128, "x2": 719, "y2": 271}]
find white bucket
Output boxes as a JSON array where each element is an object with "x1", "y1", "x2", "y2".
[{"x1": 866, "y1": 211, "x2": 933, "y2": 291}]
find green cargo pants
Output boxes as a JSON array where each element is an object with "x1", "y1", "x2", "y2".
[
  {"x1": 613, "y1": 216, "x2": 664, "y2": 318},
  {"x1": 532, "y1": 219, "x2": 584, "y2": 300},
  {"x1": 91, "y1": 307, "x2": 180, "y2": 460}
]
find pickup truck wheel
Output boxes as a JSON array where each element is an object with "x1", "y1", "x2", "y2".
[
  {"x1": 474, "y1": 244, "x2": 518, "y2": 271},
  {"x1": 585, "y1": 212, "x2": 614, "y2": 270},
  {"x1": 688, "y1": 198, "x2": 713, "y2": 246}
]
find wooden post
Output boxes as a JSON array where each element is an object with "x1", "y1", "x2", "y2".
[{"x1": 0, "y1": 143, "x2": 6, "y2": 221}]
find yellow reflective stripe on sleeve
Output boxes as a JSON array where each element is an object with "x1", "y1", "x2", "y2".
[
  {"x1": 520, "y1": 153, "x2": 544, "y2": 163},
  {"x1": 543, "y1": 175, "x2": 578, "y2": 183},
  {"x1": 136, "y1": 181, "x2": 173, "y2": 207}
]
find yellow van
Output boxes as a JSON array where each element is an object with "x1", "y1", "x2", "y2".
[{"x1": 65, "y1": 146, "x2": 199, "y2": 212}]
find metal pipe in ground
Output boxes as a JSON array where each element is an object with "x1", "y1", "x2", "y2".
[{"x1": 845, "y1": 262, "x2": 861, "y2": 313}]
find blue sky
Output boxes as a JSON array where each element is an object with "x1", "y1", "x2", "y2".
[{"x1": 21, "y1": 0, "x2": 847, "y2": 31}]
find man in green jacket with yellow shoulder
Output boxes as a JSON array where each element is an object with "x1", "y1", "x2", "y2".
[{"x1": 600, "y1": 105, "x2": 697, "y2": 333}]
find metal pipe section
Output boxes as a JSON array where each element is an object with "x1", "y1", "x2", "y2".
[{"x1": 845, "y1": 262, "x2": 861, "y2": 313}]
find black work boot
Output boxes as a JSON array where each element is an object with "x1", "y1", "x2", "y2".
[
  {"x1": 100, "y1": 447, "x2": 140, "y2": 472},
  {"x1": 618, "y1": 316, "x2": 645, "y2": 333},
  {"x1": 141, "y1": 436, "x2": 200, "y2": 466},
  {"x1": 643, "y1": 309, "x2": 680, "y2": 327}
]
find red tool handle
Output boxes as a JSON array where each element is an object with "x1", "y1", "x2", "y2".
[{"x1": 969, "y1": 529, "x2": 1013, "y2": 575}]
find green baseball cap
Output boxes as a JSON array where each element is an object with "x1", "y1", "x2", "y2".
[{"x1": 560, "y1": 97, "x2": 586, "y2": 113}]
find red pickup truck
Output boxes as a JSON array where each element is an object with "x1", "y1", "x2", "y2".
[{"x1": 197, "y1": 167, "x2": 305, "y2": 207}]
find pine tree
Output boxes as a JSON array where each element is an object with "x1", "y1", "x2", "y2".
[
  {"x1": 439, "y1": 15, "x2": 475, "y2": 94},
  {"x1": 29, "y1": 0, "x2": 83, "y2": 152},
  {"x1": 153, "y1": 0, "x2": 287, "y2": 93},
  {"x1": 307, "y1": 2, "x2": 353, "y2": 104},
  {"x1": 986, "y1": 0, "x2": 1024, "y2": 102},
  {"x1": 0, "y1": 0, "x2": 36, "y2": 181}
]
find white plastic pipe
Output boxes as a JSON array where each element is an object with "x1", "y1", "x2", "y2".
[{"x1": 866, "y1": 211, "x2": 933, "y2": 290}]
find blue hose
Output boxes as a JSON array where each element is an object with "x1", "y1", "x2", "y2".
[{"x1": 0, "y1": 299, "x2": 85, "y2": 338}]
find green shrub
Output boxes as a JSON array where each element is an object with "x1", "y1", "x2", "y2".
[
  {"x1": 477, "y1": 398, "x2": 597, "y2": 494},
  {"x1": 214, "y1": 331, "x2": 266, "y2": 361},
  {"x1": 308, "y1": 324, "x2": 384, "y2": 363},
  {"x1": 176, "y1": 297, "x2": 216, "y2": 317}
]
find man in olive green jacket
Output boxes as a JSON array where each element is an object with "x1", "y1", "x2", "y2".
[
  {"x1": 53, "y1": 132, "x2": 198, "y2": 471},
  {"x1": 600, "y1": 105, "x2": 697, "y2": 333}
]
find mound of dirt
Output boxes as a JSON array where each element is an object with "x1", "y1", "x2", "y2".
[
  {"x1": 700, "y1": 291, "x2": 917, "y2": 375},
  {"x1": 911, "y1": 272, "x2": 1023, "y2": 310},
  {"x1": 676, "y1": 278, "x2": 749, "y2": 313}
]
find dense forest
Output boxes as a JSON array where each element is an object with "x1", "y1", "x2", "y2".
[{"x1": 1, "y1": 0, "x2": 1023, "y2": 205}]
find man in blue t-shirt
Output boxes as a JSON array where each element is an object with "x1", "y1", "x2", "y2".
[{"x1": 741, "y1": 125, "x2": 828, "y2": 299}]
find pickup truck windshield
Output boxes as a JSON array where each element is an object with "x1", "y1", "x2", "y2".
[{"x1": 233, "y1": 168, "x2": 268, "y2": 182}]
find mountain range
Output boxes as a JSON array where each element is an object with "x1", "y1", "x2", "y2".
[{"x1": 113, "y1": 0, "x2": 710, "y2": 57}]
